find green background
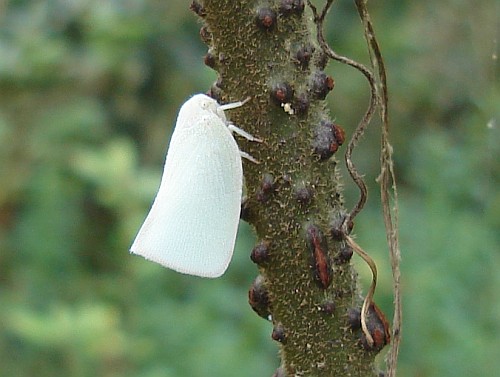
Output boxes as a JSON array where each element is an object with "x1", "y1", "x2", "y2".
[{"x1": 0, "y1": 1, "x2": 498, "y2": 376}]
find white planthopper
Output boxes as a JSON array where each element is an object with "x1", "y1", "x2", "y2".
[{"x1": 130, "y1": 94, "x2": 260, "y2": 277}]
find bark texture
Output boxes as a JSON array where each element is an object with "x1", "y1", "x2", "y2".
[{"x1": 196, "y1": 1, "x2": 387, "y2": 375}]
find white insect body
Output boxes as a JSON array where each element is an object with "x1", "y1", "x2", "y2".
[{"x1": 131, "y1": 94, "x2": 256, "y2": 278}]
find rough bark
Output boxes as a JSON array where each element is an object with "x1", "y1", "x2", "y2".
[{"x1": 195, "y1": 1, "x2": 388, "y2": 375}]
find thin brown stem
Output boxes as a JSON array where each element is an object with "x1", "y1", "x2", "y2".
[{"x1": 353, "y1": 1, "x2": 402, "y2": 375}]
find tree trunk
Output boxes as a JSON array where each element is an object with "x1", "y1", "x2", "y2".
[{"x1": 196, "y1": 1, "x2": 388, "y2": 375}]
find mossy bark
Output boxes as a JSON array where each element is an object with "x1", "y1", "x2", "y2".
[{"x1": 198, "y1": 1, "x2": 384, "y2": 375}]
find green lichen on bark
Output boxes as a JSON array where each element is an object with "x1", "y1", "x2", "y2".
[{"x1": 198, "y1": 0, "x2": 385, "y2": 375}]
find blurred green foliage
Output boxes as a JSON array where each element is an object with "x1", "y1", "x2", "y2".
[{"x1": 0, "y1": 1, "x2": 498, "y2": 376}]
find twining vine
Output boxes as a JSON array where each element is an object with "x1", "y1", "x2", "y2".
[{"x1": 307, "y1": 0, "x2": 402, "y2": 375}]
